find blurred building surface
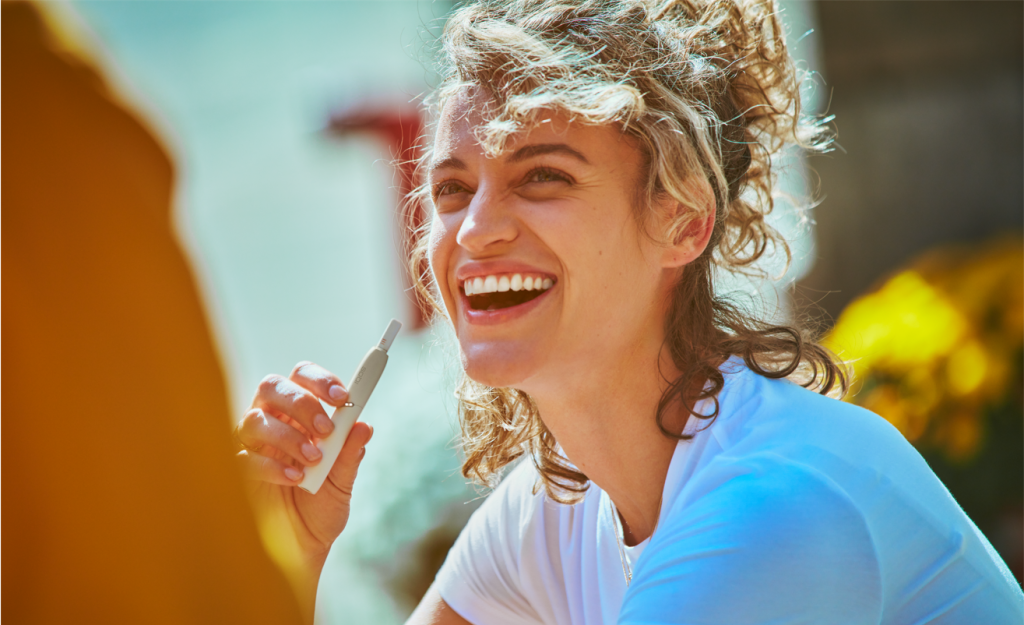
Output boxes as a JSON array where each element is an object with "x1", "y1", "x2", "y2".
[
  {"x1": 799, "y1": 1, "x2": 1023, "y2": 321},
  {"x1": 2, "y1": 3, "x2": 302, "y2": 622},
  {"x1": 64, "y1": 2, "x2": 475, "y2": 623}
]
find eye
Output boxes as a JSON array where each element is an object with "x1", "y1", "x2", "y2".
[
  {"x1": 433, "y1": 180, "x2": 471, "y2": 199},
  {"x1": 431, "y1": 179, "x2": 474, "y2": 212},
  {"x1": 525, "y1": 167, "x2": 571, "y2": 185}
]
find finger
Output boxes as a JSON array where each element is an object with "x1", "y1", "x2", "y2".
[
  {"x1": 237, "y1": 450, "x2": 306, "y2": 485},
  {"x1": 237, "y1": 408, "x2": 324, "y2": 467},
  {"x1": 289, "y1": 361, "x2": 349, "y2": 407},
  {"x1": 253, "y1": 374, "x2": 335, "y2": 438},
  {"x1": 323, "y1": 422, "x2": 374, "y2": 501}
]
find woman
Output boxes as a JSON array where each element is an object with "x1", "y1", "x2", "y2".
[{"x1": 235, "y1": 0, "x2": 1024, "y2": 622}]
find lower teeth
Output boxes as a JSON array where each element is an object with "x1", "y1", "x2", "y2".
[{"x1": 469, "y1": 289, "x2": 544, "y2": 311}]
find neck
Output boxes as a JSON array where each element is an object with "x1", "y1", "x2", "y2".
[{"x1": 526, "y1": 329, "x2": 688, "y2": 546}]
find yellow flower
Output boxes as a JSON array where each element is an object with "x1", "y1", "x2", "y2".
[
  {"x1": 826, "y1": 270, "x2": 967, "y2": 375},
  {"x1": 823, "y1": 236, "x2": 1022, "y2": 460},
  {"x1": 946, "y1": 340, "x2": 988, "y2": 398}
]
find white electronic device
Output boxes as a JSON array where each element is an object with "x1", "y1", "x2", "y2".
[{"x1": 298, "y1": 319, "x2": 401, "y2": 494}]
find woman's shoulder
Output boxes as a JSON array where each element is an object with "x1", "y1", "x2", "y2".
[
  {"x1": 664, "y1": 362, "x2": 1024, "y2": 622},
  {"x1": 701, "y1": 362, "x2": 955, "y2": 514},
  {"x1": 462, "y1": 458, "x2": 559, "y2": 541},
  {"x1": 629, "y1": 447, "x2": 885, "y2": 624},
  {"x1": 434, "y1": 460, "x2": 543, "y2": 583},
  {"x1": 709, "y1": 361, "x2": 916, "y2": 466},
  {"x1": 434, "y1": 458, "x2": 553, "y2": 624}
]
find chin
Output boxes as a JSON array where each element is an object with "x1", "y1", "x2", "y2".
[{"x1": 460, "y1": 340, "x2": 539, "y2": 389}]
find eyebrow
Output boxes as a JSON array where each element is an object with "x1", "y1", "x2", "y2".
[
  {"x1": 430, "y1": 156, "x2": 467, "y2": 174},
  {"x1": 507, "y1": 143, "x2": 590, "y2": 165},
  {"x1": 429, "y1": 143, "x2": 590, "y2": 176}
]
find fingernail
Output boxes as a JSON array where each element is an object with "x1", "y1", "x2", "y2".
[
  {"x1": 329, "y1": 384, "x2": 347, "y2": 402},
  {"x1": 285, "y1": 467, "x2": 303, "y2": 481},
  {"x1": 315, "y1": 414, "x2": 334, "y2": 435},
  {"x1": 301, "y1": 442, "x2": 322, "y2": 462}
]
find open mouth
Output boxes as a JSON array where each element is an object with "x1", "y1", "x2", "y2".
[{"x1": 461, "y1": 273, "x2": 554, "y2": 312}]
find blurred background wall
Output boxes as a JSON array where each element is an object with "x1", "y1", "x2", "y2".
[
  {"x1": 46, "y1": 0, "x2": 1023, "y2": 622},
  {"x1": 799, "y1": 1, "x2": 1023, "y2": 586},
  {"x1": 800, "y1": 1, "x2": 1023, "y2": 319}
]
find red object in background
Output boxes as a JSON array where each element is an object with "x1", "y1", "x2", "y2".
[{"x1": 328, "y1": 104, "x2": 429, "y2": 330}]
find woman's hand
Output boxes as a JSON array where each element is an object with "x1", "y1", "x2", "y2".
[{"x1": 235, "y1": 361, "x2": 373, "y2": 575}]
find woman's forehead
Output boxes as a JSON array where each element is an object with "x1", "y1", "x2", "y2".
[
  {"x1": 431, "y1": 91, "x2": 624, "y2": 170},
  {"x1": 432, "y1": 93, "x2": 487, "y2": 161}
]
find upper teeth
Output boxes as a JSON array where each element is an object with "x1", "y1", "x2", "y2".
[{"x1": 463, "y1": 274, "x2": 554, "y2": 296}]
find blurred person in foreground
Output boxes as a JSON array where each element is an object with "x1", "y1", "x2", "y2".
[
  {"x1": 2, "y1": 2, "x2": 304, "y2": 622},
  {"x1": 235, "y1": 0, "x2": 1024, "y2": 623}
]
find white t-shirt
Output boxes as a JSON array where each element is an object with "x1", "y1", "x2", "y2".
[{"x1": 435, "y1": 360, "x2": 1024, "y2": 624}]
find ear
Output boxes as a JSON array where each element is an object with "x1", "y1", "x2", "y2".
[
  {"x1": 661, "y1": 208, "x2": 715, "y2": 268},
  {"x1": 657, "y1": 181, "x2": 716, "y2": 269}
]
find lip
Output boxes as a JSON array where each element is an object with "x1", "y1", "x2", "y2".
[
  {"x1": 455, "y1": 260, "x2": 557, "y2": 283},
  {"x1": 461, "y1": 281, "x2": 555, "y2": 326},
  {"x1": 453, "y1": 260, "x2": 559, "y2": 326}
]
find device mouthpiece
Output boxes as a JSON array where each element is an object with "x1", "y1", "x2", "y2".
[{"x1": 378, "y1": 319, "x2": 402, "y2": 352}]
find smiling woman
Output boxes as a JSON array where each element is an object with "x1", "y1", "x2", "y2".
[
  {"x1": 408, "y1": 0, "x2": 846, "y2": 508},
  {"x1": 234, "y1": 0, "x2": 1024, "y2": 623}
]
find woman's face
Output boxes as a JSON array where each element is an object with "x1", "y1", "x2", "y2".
[{"x1": 427, "y1": 93, "x2": 683, "y2": 392}]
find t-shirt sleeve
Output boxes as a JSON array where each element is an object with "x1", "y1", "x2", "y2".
[
  {"x1": 434, "y1": 461, "x2": 544, "y2": 625},
  {"x1": 619, "y1": 454, "x2": 883, "y2": 625}
]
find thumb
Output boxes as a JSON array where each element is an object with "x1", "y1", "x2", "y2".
[{"x1": 323, "y1": 421, "x2": 373, "y2": 501}]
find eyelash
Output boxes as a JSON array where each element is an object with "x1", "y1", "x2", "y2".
[
  {"x1": 431, "y1": 167, "x2": 573, "y2": 202},
  {"x1": 431, "y1": 180, "x2": 468, "y2": 200},
  {"x1": 524, "y1": 166, "x2": 572, "y2": 185}
]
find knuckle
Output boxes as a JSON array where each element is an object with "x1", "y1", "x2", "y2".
[
  {"x1": 238, "y1": 415, "x2": 260, "y2": 438},
  {"x1": 240, "y1": 408, "x2": 266, "y2": 428},
  {"x1": 326, "y1": 474, "x2": 354, "y2": 500},
  {"x1": 296, "y1": 393, "x2": 324, "y2": 415},
  {"x1": 258, "y1": 374, "x2": 284, "y2": 394},
  {"x1": 290, "y1": 361, "x2": 313, "y2": 377}
]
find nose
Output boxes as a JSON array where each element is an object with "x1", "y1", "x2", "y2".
[{"x1": 455, "y1": 186, "x2": 518, "y2": 254}]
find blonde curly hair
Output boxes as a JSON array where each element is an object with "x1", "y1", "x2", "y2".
[{"x1": 406, "y1": 0, "x2": 847, "y2": 503}]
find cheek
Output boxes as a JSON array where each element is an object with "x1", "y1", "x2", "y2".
[
  {"x1": 427, "y1": 214, "x2": 457, "y2": 311},
  {"x1": 572, "y1": 219, "x2": 655, "y2": 300},
  {"x1": 426, "y1": 214, "x2": 445, "y2": 277}
]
